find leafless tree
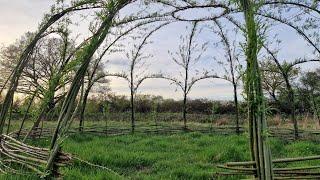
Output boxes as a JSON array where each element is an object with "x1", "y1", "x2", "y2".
[
  {"x1": 22, "y1": 28, "x2": 84, "y2": 140},
  {"x1": 165, "y1": 21, "x2": 219, "y2": 129},
  {"x1": 211, "y1": 19, "x2": 243, "y2": 134},
  {"x1": 0, "y1": 30, "x2": 79, "y2": 138},
  {"x1": 108, "y1": 23, "x2": 168, "y2": 132}
]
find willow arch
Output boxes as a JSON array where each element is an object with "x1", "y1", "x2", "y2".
[{"x1": 0, "y1": 0, "x2": 319, "y2": 179}]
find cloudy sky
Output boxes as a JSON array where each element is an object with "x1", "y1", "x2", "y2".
[{"x1": 0, "y1": 1, "x2": 317, "y2": 101}]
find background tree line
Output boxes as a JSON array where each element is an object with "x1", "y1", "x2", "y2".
[{"x1": 2, "y1": 66, "x2": 319, "y2": 119}]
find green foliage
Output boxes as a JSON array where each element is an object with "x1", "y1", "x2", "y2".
[{"x1": 85, "y1": 99, "x2": 101, "y2": 114}]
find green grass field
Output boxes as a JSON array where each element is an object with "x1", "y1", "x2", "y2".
[{"x1": 2, "y1": 129, "x2": 320, "y2": 180}]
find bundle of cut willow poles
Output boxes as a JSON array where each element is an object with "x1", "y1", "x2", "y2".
[
  {"x1": 217, "y1": 155, "x2": 320, "y2": 179},
  {"x1": 0, "y1": 134, "x2": 72, "y2": 176}
]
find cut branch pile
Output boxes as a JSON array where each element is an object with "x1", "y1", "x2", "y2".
[
  {"x1": 217, "y1": 155, "x2": 320, "y2": 179},
  {"x1": 0, "y1": 134, "x2": 72, "y2": 177}
]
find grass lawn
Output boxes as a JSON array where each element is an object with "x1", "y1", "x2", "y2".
[{"x1": 1, "y1": 130, "x2": 320, "y2": 180}]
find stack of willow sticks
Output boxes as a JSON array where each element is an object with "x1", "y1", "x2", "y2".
[
  {"x1": 0, "y1": 134, "x2": 72, "y2": 176},
  {"x1": 217, "y1": 155, "x2": 320, "y2": 179}
]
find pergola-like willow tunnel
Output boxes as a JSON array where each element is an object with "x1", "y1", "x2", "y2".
[{"x1": 0, "y1": 0, "x2": 319, "y2": 179}]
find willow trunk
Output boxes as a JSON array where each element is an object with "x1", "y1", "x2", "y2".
[
  {"x1": 183, "y1": 93, "x2": 187, "y2": 129},
  {"x1": 240, "y1": 0, "x2": 274, "y2": 179},
  {"x1": 46, "y1": 1, "x2": 129, "y2": 173},
  {"x1": 285, "y1": 81, "x2": 298, "y2": 139},
  {"x1": 233, "y1": 83, "x2": 240, "y2": 134},
  {"x1": 79, "y1": 88, "x2": 90, "y2": 132}
]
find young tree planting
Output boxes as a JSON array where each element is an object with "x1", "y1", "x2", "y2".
[
  {"x1": 108, "y1": 23, "x2": 168, "y2": 132},
  {"x1": 165, "y1": 21, "x2": 219, "y2": 129},
  {"x1": 211, "y1": 20, "x2": 243, "y2": 134}
]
